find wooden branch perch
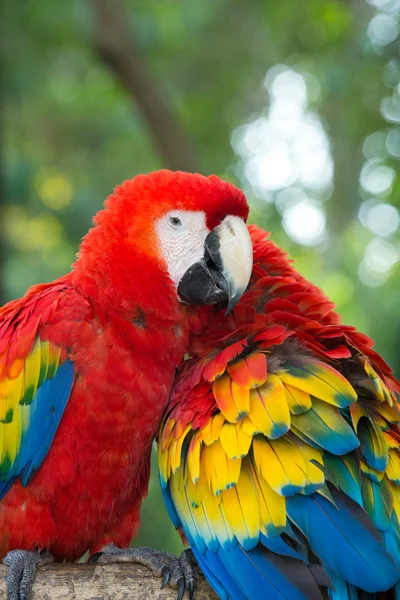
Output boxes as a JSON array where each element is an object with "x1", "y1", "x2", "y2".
[
  {"x1": 91, "y1": 0, "x2": 197, "y2": 172},
  {"x1": 0, "y1": 563, "x2": 218, "y2": 599}
]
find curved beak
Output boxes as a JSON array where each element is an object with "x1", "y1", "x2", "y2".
[{"x1": 177, "y1": 216, "x2": 253, "y2": 313}]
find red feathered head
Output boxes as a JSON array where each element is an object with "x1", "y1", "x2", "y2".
[{"x1": 75, "y1": 170, "x2": 253, "y2": 316}]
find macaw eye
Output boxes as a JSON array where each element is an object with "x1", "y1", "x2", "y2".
[{"x1": 169, "y1": 216, "x2": 182, "y2": 227}]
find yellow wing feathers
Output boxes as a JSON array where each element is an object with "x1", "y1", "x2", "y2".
[
  {"x1": 159, "y1": 346, "x2": 400, "y2": 551},
  {"x1": 0, "y1": 337, "x2": 63, "y2": 478}
]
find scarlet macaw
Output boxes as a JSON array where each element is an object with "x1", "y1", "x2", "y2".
[
  {"x1": 159, "y1": 225, "x2": 400, "y2": 599},
  {"x1": 0, "y1": 171, "x2": 253, "y2": 600}
]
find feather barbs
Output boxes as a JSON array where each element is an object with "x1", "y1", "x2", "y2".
[
  {"x1": 158, "y1": 225, "x2": 400, "y2": 598},
  {"x1": 0, "y1": 334, "x2": 70, "y2": 489},
  {"x1": 158, "y1": 344, "x2": 361, "y2": 551}
]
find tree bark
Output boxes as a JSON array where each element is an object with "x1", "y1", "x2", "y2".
[
  {"x1": 0, "y1": 562, "x2": 218, "y2": 599},
  {"x1": 91, "y1": 0, "x2": 198, "y2": 172}
]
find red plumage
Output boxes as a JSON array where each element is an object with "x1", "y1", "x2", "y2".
[
  {"x1": 171, "y1": 226, "x2": 399, "y2": 441},
  {"x1": 0, "y1": 170, "x2": 248, "y2": 560},
  {"x1": 187, "y1": 224, "x2": 398, "y2": 394}
]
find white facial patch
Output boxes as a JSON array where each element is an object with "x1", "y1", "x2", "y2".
[{"x1": 155, "y1": 210, "x2": 209, "y2": 290}]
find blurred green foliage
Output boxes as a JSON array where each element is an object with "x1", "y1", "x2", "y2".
[{"x1": 2, "y1": 0, "x2": 399, "y2": 555}]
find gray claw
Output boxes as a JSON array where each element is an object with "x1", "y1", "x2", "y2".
[
  {"x1": 88, "y1": 545, "x2": 195, "y2": 597},
  {"x1": 188, "y1": 577, "x2": 195, "y2": 600},
  {"x1": 161, "y1": 565, "x2": 171, "y2": 589},
  {"x1": 177, "y1": 577, "x2": 185, "y2": 600},
  {"x1": 88, "y1": 552, "x2": 102, "y2": 564},
  {"x1": 3, "y1": 549, "x2": 54, "y2": 600},
  {"x1": 179, "y1": 548, "x2": 196, "y2": 599}
]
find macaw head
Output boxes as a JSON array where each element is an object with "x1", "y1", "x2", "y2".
[{"x1": 76, "y1": 170, "x2": 253, "y2": 315}]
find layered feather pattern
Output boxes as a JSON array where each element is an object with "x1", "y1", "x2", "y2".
[
  {"x1": 159, "y1": 226, "x2": 400, "y2": 600},
  {"x1": 0, "y1": 286, "x2": 75, "y2": 499}
]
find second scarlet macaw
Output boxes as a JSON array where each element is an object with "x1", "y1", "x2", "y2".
[
  {"x1": 0, "y1": 171, "x2": 253, "y2": 600},
  {"x1": 159, "y1": 225, "x2": 400, "y2": 599}
]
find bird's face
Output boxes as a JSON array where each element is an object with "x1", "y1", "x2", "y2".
[
  {"x1": 87, "y1": 170, "x2": 253, "y2": 313},
  {"x1": 155, "y1": 208, "x2": 253, "y2": 313}
]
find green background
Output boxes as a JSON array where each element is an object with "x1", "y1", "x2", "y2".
[{"x1": 2, "y1": 0, "x2": 399, "y2": 554}]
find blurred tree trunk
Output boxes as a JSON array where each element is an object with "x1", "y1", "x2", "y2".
[
  {"x1": 0, "y1": 64, "x2": 5, "y2": 304},
  {"x1": 322, "y1": 100, "x2": 364, "y2": 238},
  {"x1": 0, "y1": 196, "x2": 5, "y2": 305},
  {"x1": 91, "y1": 0, "x2": 198, "y2": 172},
  {"x1": 319, "y1": 6, "x2": 372, "y2": 267}
]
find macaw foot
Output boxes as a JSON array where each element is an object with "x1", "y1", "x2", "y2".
[
  {"x1": 90, "y1": 544, "x2": 195, "y2": 600},
  {"x1": 3, "y1": 549, "x2": 54, "y2": 600}
]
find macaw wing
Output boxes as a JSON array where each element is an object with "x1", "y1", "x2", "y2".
[
  {"x1": 159, "y1": 331, "x2": 400, "y2": 599},
  {"x1": 0, "y1": 284, "x2": 81, "y2": 498}
]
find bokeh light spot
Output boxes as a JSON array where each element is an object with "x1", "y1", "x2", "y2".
[
  {"x1": 270, "y1": 70, "x2": 307, "y2": 105},
  {"x1": 381, "y1": 96, "x2": 400, "y2": 123},
  {"x1": 360, "y1": 161, "x2": 395, "y2": 195},
  {"x1": 364, "y1": 237, "x2": 398, "y2": 272},
  {"x1": 386, "y1": 127, "x2": 400, "y2": 157},
  {"x1": 384, "y1": 60, "x2": 400, "y2": 88},
  {"x1": 4, "y1": 206, "x2": 63, "y2": 251},
  {"x1": 282, "y1": 199, "x2": 326, "y2": 246},
  {"x1": 363, "y1": 131, "x2": 388, "y2": 159},
  {"x1": 361, "y1": 202, "x2": 400, "y2": 236},
  {"x1": 367, "y1": 0, "x2": 400, "y2": 11},
  {"x1": 368, "y1": 13, "x2": 399, "y2": 45},
  {"x1": 34, "y1": 169, "x2": 73, "y2": 210},
  {"x1": 233, "y1": 66, "x2": 333, "y2": 212}
]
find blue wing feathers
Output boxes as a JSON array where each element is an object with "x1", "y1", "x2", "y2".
[
  {"x1": 193, "y1": 547, "x2": 246, "y2": 600},
  {"x1": 20, "y1": 359, "x2": 74, "y2": 485},
  {"x1": 324, "y1": 454, "x2": 364, "y2": 507},
  {"x1": 325, "y1": 568, "x2": 359, "y2": 600},
  {"x1": 217, "y1": 545, "x2": 323, "y2": 600},
  {"x1": 159, "y1": 479, "x2": 181, "y2": 529},
  {"x1": 286, "y1": 488, "x2": 398, "y2": 593},
  {"x1": 0, "y1": 359, "x2": 74, "y2": 499},
  {"x1": 259, "y1": 532, "x2": 306, "y2": 562},
  {"x1": 181, "y1": 484, "x2": 399, "y2": 599},
  {"x1": 383, "y1": 515, "x2": 400, "y2": 571},
  {"x1": 0, "y1": 477, "x2": 17, "y2": 499}
]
